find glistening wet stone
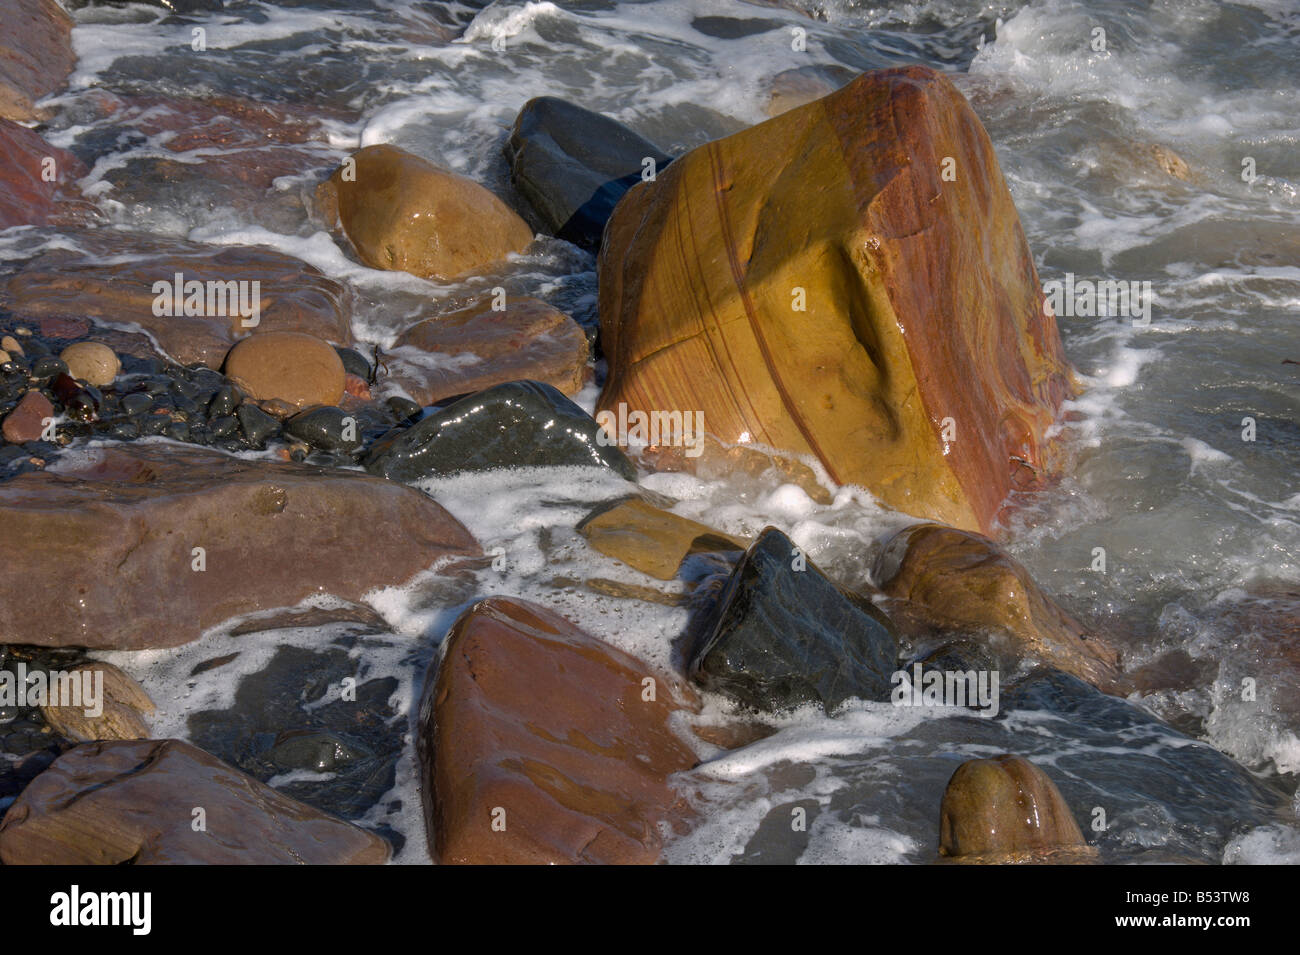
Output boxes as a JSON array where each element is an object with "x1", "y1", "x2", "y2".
[
  {"x1": 363, "y1": 379, "x2": 636, "y2": 483},
  {"x1": 689, "y1": 527, "x2": 900, "y2": 714}
]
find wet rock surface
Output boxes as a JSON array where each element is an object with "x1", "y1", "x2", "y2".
[
  {"x1": 874, "y1": 522, "x2": 1123, "y2": 692},
  {"x1": 577, "y1": 496, "x2": 746, "y2": 580},
  {"x1": 364, "y1": 379, "x2": 637, "y2": 484},
  {"x1": 418, "y1": 597, "x2": 699, "y2": 864},
  {"x1": 0, "y1": 443, "x2": 479, "y2": 649},
  {"x1": 0, "y1": 0, "x2": 76, "y2": 123},
  {"x1": 598, "y1": 65, "x2": 1074, "y2": 533},
  {"x1": 689, "y1": 527, "x2": 899, "y2": 713},
  {"x1": 505, "y1": 96, "x2": 673, "y2": 251},
  {"x1": 387, "y1": 297, "x2": 589, "y2": 407},
  {"x1": 0, "y1": 738, "x2": 390, "y2": 864}
]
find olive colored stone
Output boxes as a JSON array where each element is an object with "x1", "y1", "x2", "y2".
[
  {"x1": 874, "y1": 523, "x2": 1122, "y2": 692},
  {"x1": 39, "y1": 661, "x2": 154, "y2": 742},
  {"x1": 58, "y1": 342, "x2": 120, "y2": 386},
  {"x1": 363, "y1": 380, "x2": 636, "y2": 484},
  {"x1": 29, "y1": 355, "x2": 67, "y2": 379},
  {"x1": 223, "y1": 330, "x2": 345, "y2": 414},
  {"x1": 317, "y1": 144, "x2": 534, "y2": 280},
  {"x1": 938, "y1": 754, "x2": 1088, "y2": 861},
  {"x1": 577, "y1": 497, "x2": 746, "y2": 579},
  {"x1": 689, "y1": 526, "x2": 898, "y2": 713}
]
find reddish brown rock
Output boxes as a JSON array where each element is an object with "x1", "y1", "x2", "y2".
[
  {"x1": 0, "y1": 119, "x2": 93, "y2": 229},
  {"x1": 938, "y1": 754, "x2": 1092, "y2": 863},
  {"x1": 223, "y1": 330, "x2": 346, "y2": 415},
  {"x1": 2, "y1": 243, "x2": 353, "y2": 368},
  {"x1": 0, "y1": 739, "x2": 390, "y2": 864},
  {"x1": 598, "y1": 65, "x2": 1074, "y2": 533},
  {"x1": 874, "y1": 522, "x2": 1122, "y2": 691},
  {"x1": 317, "y1": 144, "x2": 534, "y2": 280},
  {"x1": 0, "y1": 443, "x2": 479, "y2": 649},
  {"x1": 385, "y1": 297, "x2": 589, "y2": 406},
  {"x1": 1, "y1": 389, "x2": 53, "y2": 444},
  {"x1": 0, "y1": 0, "x2": 75, "y2": 123},
  {"x1": 418, "y1": 597, "x2": 698, "y2": 864}
]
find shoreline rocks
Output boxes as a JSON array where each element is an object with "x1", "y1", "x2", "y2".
[
  {"x1": 505, "y1": 96, "x2": 673, "y2": 251},
  {"x1": 418, "y1": 597, "x2": 698, "y2": 864},
  {"x1": 0, "y1": 0, "x2": 75, "y2": 123},
  {"x1": 874, "y1": 522, "x2": 1123, "y2": 692},
  {"x1": 0, "y1": 443, "x2": 480, "y2": 649},
  {"x1": 597, "y1": 65, "x2": 1075, "y2": 534},
  {"x1": 0, "y1": 738, "x2": 390, "y2": 864},
  {"x1": 386, "y1": 297, "x2": 589, "y2": 406},
  {"x1": 938, "y1": 754, "x2": 1092, "y2": 863},
  {"x1": 224, "y1": 330, "x2": 347, "y2": 415},
  {"x1": 317, "y1": 144, "x2": 534, "y2": 280}
]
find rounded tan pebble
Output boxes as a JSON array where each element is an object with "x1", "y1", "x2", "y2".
[
  {"x1": 40, "y1": 661, "x2": 154, "y2": 743},
  {"x1": 1, "y1": 335, "x2": 22, "y2": 356},
  {"x1": 224, "y1": 331, "x2": 345, "y2": 414},
  {"x1": 59, "y1": 342, "x2": 121, "y2": 386}
]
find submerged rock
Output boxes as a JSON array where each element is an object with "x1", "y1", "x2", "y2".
[
  {"x1": 0, "y1": 443, "x2": 479, "y2": 649},
  {"x1": 363, "y1": 379, "x2": 636, "y2": 484},
  {"x1": 938, "y1": 754, "x2": 1092, "y2": 862},
  {"x1": 504, "y1": 96, "x2": 672, "y2": 251},
  {"x1": 0, "y1": 738, "x2": 389, "y2": 864},
  {"x1": 598, "y1": 65, "x2": 1074, "y2": 533},
  {"x1": 1, "y1": 389, "x2": 52, "y2": 444},
  {"x1": 387, "y1": 297, "x2": 589, "y2": 406},
  {"x1": 417, "y1": 597, "x2": 698, "y2": 863},
  {"x1": 577, "y1": 496, "x2": 746, "y2": 580},
  {"x1": 874, "y1": 523, "x2": 1122, "y2": 692},
  {"x1": 317, "y1": 144, "x2": 533, "y2": 280},
  {"x1": 689, "y1": 527, "x2": 898, "y2": 713}
]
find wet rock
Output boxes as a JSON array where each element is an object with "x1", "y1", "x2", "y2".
[
  {"x1": 577, "y1": 496, "x2": 746, "y2": 580},
  {"x1": 0, "y1": 738, "x2": 389, "y2": 864},
  {"x1": 363, "y1": 380, "x2": 636, "y2": 484},
  {"x1": 59, "y1": 342, "x2": 120, "y2": 387},
  {"x1": 938, "y1": 754, "x2": 1090, "y2": 862},
  {"x1": 504, "y1": 96, "x2": 673, "y2": 251},
  {"x1": 0, "y1": 443, "x2": 479, "y2": 649},
  {"x1": 0, "y1": 120, "x2": 92, "y2": 228},
  {"x1": 689, "y1": 527, "x2": 898, "y2": 713},
  {"x1": 0, "y1": 0, "x2": 75, "y2": 123},
  {"x1": 317, "y1": 144, "x2": 533, "y2": 280},
  {"x1": 236, "y1": 401, "x2": 280, "y2": 446},
  {"x1": 334, "y1": 346, "x2": 371, "y2": 379},
  {"x1": 39, "y1": 661, "x2": 154, "y2": 742},
  {"x1": 387, "y1": 297, "x2": 589, "y2": 406},
  {"x1": 691, "y1": 15, "x2": 784, "y2": 38},
  {"x1": 2, "y1": 242, "x2": 353, "y2": 369},
  {"x1": 2, "y1": 390, "x2": 52, "y2": 444},
  {"x1": 874, "y1": 523, "x2": 1122, "y2": 692},
  {"x1": 284, "y1": 405, "x2": 362, "y2": 454},
  {"x1": 417, "y1": 597, "x2": 698, "y2": 863},
  {"x1": 224, "y1": 331, "x2": 346, "y2": 415},
  {"x1": 766, "y1": 65, "x2": 853, "y2": 117},
  {"x1": 598, "y1": 65, "x2": 1074, "y2": 533},
  {"x1": 30, "y1": 355, "x2": 67, "y2": 380}
]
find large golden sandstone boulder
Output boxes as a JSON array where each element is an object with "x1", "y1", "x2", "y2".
[
  {"x1": 318, "y1": 144, "x2": 534, "y2": 280},
  {"x1": 598, "y1": 65, "x2": 1074, "y2": 533}
]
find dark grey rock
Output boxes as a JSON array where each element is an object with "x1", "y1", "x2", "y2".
[
  {"x1": 689, "y1": 527, "x2": 899, "y2": 713},
  {"x1": 363, "y1": 380, "x2": 636, "y2": 483},
  {"x1": 504, "y1": 96, "x2": 672, "y2": 251}
]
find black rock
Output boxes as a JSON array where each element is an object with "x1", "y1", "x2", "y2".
[
  {"x1": 334, "y1": 347, "x2": 371, "y2": 381},
  {"x1": 689, "y1": 527, "x2": 899, "y2": 713},
  {"x1": 363, "y1": 379, "x2": 636, "y2": 483},
  {"x1": 691, "y1": 15, "x2": 784, "y2": 38},
  {"x1": 236, "y1": 403, "x2": 280, "y2": 447},
  {"x1": 30, "y1": 356, "x2": 68, "y2": 380},
  {"x1": 504, "y1": 96, "x2": 673, "y2": 251},
  {"x1": 120, "y1": 392, "x2": 153, "y2": 417},
  {"x1": 207, "y1": 384, "x2": 243, "y2": 417},
  {"x1": 63, "y1": 0, "x2": 224, "y2": 13},
  {"x1": 385, "y1": 395, "x2": 422, "y2": 422},
  {"x1": 285, "y1": 406, "x2": 362, "y2": 454}
]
